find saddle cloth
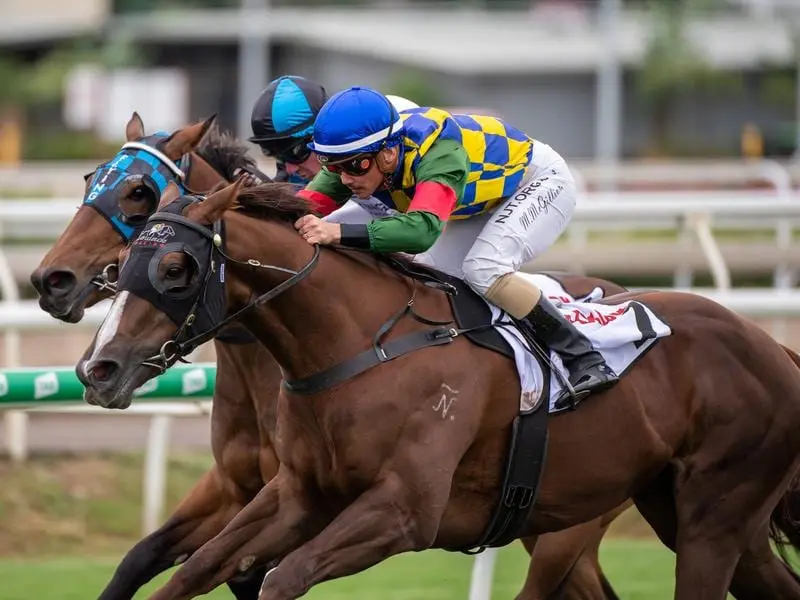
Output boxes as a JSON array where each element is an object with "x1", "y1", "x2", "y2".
[{"x1": 493, "y1": 274, "x2": 672, "y2": 414}]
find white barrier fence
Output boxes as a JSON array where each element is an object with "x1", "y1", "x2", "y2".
[{"x1": 2, "y1": 190, "x2": 799, "y2": 289}]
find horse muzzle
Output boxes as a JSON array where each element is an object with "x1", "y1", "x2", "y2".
[
  {"x1": 30, "y1": 267, "x2": 99, "y2": 323},
  {"x1": 77, "y1": 348, "x2": 158, "y2": 410}
]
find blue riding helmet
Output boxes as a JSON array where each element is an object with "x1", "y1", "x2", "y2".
[{"x1": 308, "y1": 86, "x2": 405, "y2": 165}]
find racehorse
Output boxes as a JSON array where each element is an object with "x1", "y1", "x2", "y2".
[
  {"x1": 31, "y1": 114, "x2": 629, "y2": 600},
  {"x1": 76, "y1": 179, "x2": 800, "y2": 600}
]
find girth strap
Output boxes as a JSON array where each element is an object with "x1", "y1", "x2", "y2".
[{"x1": 461, "y1": 404, "x2": 549, "y2": 554}]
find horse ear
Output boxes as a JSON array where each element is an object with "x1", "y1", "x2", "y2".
[
  {"x1": 195, "y1": 178, "x2": 242, "y2": 223},
  {"x1": 161, "y1": 114, "x2": 217, "y2": 160},
  {"x1": 125, "y1": 112, "x2": 145, "y2": 141},
  {"x1": 208, "y1": 180, "x2": 228, "y2": 194},
  {"x1": 158, "y1": 181, "x2": 182, "y2": 209}
]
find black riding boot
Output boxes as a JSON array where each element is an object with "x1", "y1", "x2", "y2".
[{"x1": 520, "y1": 294, "x2": 619, "y2": 408}]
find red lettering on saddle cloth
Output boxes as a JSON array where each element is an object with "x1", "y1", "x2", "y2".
[
  {"x1": 547, "y1": 294, "x2": 573, "y2": 304},
  {"x1": 565, "y1": 306, "x2": 627, "y2": 326}
]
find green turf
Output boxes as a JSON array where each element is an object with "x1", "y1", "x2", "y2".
[{"x1": 0, "y1": 538, "x2": 678, "y2": 600}]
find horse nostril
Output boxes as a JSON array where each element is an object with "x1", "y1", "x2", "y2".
[
  {"x1": 87, "y1": 360, "x2": 120, "y2": 384},
  {"x1": 42, "y1": 269, "x2": 77, "y2": 297},
  {"x1": 30, "y1": 270, "x2": 44, "y2": 294}
]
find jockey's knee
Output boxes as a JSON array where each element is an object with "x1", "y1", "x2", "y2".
[
  {"x1": 461, "y1": 255, "x2": 508, "y2": 297},
  {"x1": 463, "y1": 256, "x2": 543, "y2": 320}
]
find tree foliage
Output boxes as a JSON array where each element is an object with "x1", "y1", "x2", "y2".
[
  {"x1": 0, "y1": 38, "x2": 142, "y2": 110},
  {"x1": 633, "y1": 0, "x2": 743, "y2": 154}
]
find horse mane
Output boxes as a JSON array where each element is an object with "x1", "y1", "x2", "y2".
[
  {"x1": 233, "y1": 182, "x2": 312, "y2": 223},
  {"x1": 196, "y1": 125, "x2": 258, "y2": 181},
  {"x1": 230, "y1": 184, "x2": 431, "y2": 283},
  {"x1": 232, "y1": 184, "x2": 416, "y2": 267}
]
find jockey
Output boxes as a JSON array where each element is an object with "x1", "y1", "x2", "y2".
[
  {"x1": 248, "y1": 75, "x2": 416, "y2": 224},
  {"x1": 249, "y1": 75, "x2": 329, "y2": 185},
  {"x1": 294, "y1": 86, "x2": 618, "y2": 406}
]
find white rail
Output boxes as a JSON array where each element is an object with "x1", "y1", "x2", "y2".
[
  {"x1": 0, "y1": 289, "x2": 798, "y2": 333},
  {"x1": 2, "y1": 192, "x2": 799, "y2": 289}
]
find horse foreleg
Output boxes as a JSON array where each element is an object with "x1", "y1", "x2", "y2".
[
  {"x1": 146, "y1": 468, "x2": 326, "y2": 600},
  {"x1": 98, "y1": 466, "x2": 248, "y2": 600},
  {"x1": 515, "y1": 524, "x2": 614, "y2": 600},
  {"x1": 515, "y1": 501, "x2": 629, "y2": 600},
  {"x1": 258, "y1": 470, "x2": 450, "y2": 600}
]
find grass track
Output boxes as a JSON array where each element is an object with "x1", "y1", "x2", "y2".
[{"x1": 0, "y1": 538, "x2": 679, "y2": 599}]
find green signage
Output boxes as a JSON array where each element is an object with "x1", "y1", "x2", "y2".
[{"x1": 0, "y1": 363, "x2": 217, "y2": 406}]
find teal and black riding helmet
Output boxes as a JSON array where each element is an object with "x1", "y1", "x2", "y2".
[{"x1": 249, "y1": 75, "x2": 328, "y2": 176}]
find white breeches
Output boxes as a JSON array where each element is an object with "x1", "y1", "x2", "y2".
[{"x1": 415, "y1": 140, "x2": 577, "y2": 295}]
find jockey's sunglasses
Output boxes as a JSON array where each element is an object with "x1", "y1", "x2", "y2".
[
  {"x1": 321, "y1": 153, "x2": 376, "y2": 177},
  {"x1": 258, "y1": 137, "x2": 312, "y2": 165}
]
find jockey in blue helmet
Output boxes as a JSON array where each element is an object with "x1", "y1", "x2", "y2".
[{"x1": 294, "y1": 86, "x2": 618, "y2": 407}]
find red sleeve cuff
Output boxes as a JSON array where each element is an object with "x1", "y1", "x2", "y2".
[
  {"x1": 298, "y1": 189, "x2": 339, "y2": 216},
  {"x1": 407, "y1": 181, "x2": 457, "y2": 221}
]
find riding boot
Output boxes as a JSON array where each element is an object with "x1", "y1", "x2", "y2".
[{"x1": 520, "y1": 294, "x2": 619, "y2": 408}]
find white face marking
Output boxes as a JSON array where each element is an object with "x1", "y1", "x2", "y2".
[{"x1": 86, "y1": 291, "x2": 129, "y2": 370}]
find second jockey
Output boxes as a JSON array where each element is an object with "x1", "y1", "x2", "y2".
[{"x1": 295, "y1": 85, "x2": 618, "y2": 406}]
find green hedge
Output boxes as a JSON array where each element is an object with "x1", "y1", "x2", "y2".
[{"x1": 23, "y1": 131, "x2": 124, "y2": 161}]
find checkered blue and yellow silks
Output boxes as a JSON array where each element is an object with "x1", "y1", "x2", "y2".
[{"x1": 384, "y1": 107, "x2": 534, "y2": 220}]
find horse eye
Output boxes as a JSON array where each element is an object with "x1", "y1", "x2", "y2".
[
  {"x1": 165, "y1": 265, "x2": 184, "y2": 280},
  {"x1": 131, "y1": 186, "x2": 146, "y2": 199}
]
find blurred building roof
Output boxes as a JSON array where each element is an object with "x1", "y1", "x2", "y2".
[
  {"x1": 1, "y1": 0, "x2": 109, "y2": 44},
  {"x1": 110, "y1": 7, "x2": 799, "y2": 73},
  {"x1": 3, "y1": 5, "x2": 798, "y2": 72}
]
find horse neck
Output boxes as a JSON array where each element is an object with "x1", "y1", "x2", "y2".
[
  {"x1": 223, "y1": 212, "x2": 415, "y2": 381},
  {"x1": 186, "y1": 153, "x2": 228, "y2": 191}
]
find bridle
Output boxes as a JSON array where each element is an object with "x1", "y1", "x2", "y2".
[{"x1": 126, "y1": 206, "x2": 320, "y2": 374}]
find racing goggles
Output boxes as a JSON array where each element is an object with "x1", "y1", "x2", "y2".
[
  {"x1": 320, "y1": 153, "x2": 375, "y2": 176},
  {"x1": 258, "y1": 137, "x2": 313, "y2": 165}
]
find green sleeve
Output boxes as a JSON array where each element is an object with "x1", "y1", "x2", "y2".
[
  {"x1": 366, "y1": 140, "x2": 469, "y2": 253},
  {"x1": 414, "y1": 139, "x2": 468, "y2": 200},
  {"x1": 367, "y1": 211, "x2": 445, "y2": 253},
  {"x1": 305, "y1": 168, "x2": 354, "y2": 205}
]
